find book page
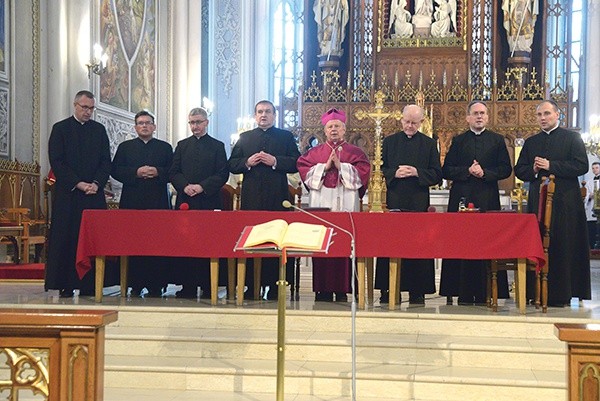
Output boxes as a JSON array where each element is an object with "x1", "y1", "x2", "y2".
[
  {"x1": 242, "y1": 219, "x2": 288, "y2": 248},
  {"x1": 281, "y1": 222, "x2": 327, "y2": 250}
]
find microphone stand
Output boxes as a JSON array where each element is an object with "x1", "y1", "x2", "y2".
[{"x1": 282, "y1": 201, "x2": 358, "y2": 401}]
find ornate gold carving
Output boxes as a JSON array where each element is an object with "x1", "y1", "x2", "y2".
[
  {"x1": 382, "y1": 36, "x2": 464, "y2": 49},
  {"x1": 354, "y1": 91, "x2": 391, "y2": 212},
  {"x1": 303, "y1": 71, "x2": 323, "y2": 103},
  {"x1": 0, "y1": 347, "x2": 50, "y2": 398},
  {"x1": 510, "y1": 183, "x2": 528, "y2": 213},
  {"x1": 323, "y1": 71, "x2": 346, "y2": 103},
  {"x1": 579, "y1": 363, "x2": 600, "y2": 397},
  {"x1": 68, "y1": 345, "x2": 89, "y2": 401},
  {"x1": 447, "y1": 70, "x2": 468, "y2": 101}
]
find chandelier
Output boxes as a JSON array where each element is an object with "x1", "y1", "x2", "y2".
[{"x1": 583, "y1": 115, "x2": 600, "y2": 158}]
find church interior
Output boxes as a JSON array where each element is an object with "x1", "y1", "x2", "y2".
[{"x1": 1, "y1": 0, "x2": 600, "y2": 400}]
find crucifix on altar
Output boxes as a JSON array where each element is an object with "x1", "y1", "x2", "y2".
[{"x1": 355, "y1": 90, "x2": 402, "y2": 212}]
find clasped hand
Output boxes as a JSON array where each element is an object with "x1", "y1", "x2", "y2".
[
  {"x1": 76, "y1": 181, "x2": 98, "y2": 195},
  {"x1": 325, "y1": 149, "x2": 341, "y2": 171},
  {"x1": 137, "y1": 165, "x2": 158, "y2": 179},
  {"x1": 533, "y1": 156, "x2": 550, "y2": 173},
  {"x1": 247, "y1": 151, "x2": 276, "y2": 167},
  {"x1": 468, "y1": 160, "x2": 484, "y2": 178},
  {"x1": 395, "y1": 165, "x2": 417, "y2": 178},
  {"x1": 184, "y1": 184, "x2": 204, "y2": 197}
]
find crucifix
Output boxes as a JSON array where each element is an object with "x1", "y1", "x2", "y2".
[{"x1": 355, "y1": 90, "x2": 402, "y2": 212}]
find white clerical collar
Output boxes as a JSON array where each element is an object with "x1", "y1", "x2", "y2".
[
  {"x1": 73, "y1": 115, "x2": 85, "y2": 125},
  {"x1": 472, "y1": 128, "x2": 485, "y2": 135},
  {"x1": 139, "y1": 137, "x2": 152, "y2": 144},
  {"x1": 543, "y1": 123, "x2": 560, "y2": 134}
]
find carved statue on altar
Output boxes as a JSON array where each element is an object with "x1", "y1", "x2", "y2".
[
  {"x1": 313, "y1": 0, "x2": 350, "y2": 57},
  {"x1": 501, "y1": 0, "x2": 539, "y2": 53},
  {"x1": 430, "y1": 0, "x2": 457, "y2": 38},
  {"x1": 388, "y1": 0, "x2": 413, "y2": 38},
  {"x1": 412, "y1": 0, "x2": 434, "y2": 37}
]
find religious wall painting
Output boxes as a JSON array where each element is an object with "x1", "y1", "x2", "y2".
[
  {"x1": 380, "y1": 0, "x2": 465, "y2": 49},
  {"x1": 0, "y1": 87, "x2": 8, "y2": 158},
  {"x1": 99, "y1": 0, "x2": 156, "y2": 113},
  {"x1": 0, "y1": 0, "x2": 6, "y2": 78}
]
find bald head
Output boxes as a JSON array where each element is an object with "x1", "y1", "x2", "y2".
[{"x1": 401, "y1": 105, "x2": 424, "y2": 137}]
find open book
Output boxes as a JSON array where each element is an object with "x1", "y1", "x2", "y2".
[{"x1": 235, "y1": 219, "x2": 333, "y2": 254}]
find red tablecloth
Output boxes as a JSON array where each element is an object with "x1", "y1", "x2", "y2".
[{"x1": 76, "y1": 210, "x2": 545, "y2": 279}]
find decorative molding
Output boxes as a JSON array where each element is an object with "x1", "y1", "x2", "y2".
[
  {"x1": 96, "y1": 113, "x2": 135, "y2": 157},
  {"x1": 32, "y1": 0, "x2": 40, "y2": 163},
  {"x1": 214, "y1": 0, "x2": 240, "y2": 96},
  {"x1": 0, "y1": 347, "x2": 50, "y2": 397},
  {"x1": 0, "y1": 87, "x2": 7, "y2": 157}
]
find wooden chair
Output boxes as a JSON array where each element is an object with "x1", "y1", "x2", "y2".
[
  {"x1": 220, "y1": 181, "x2": 242, "y2": 300},
  {"x1": 489, "y1": 175, "x2": 554, "y2": 313}
]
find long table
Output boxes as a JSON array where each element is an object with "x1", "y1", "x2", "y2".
[{"x1": 76, "y1": 209, "x2": 545, "y2": 311}]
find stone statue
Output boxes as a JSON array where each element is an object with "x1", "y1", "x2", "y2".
[
  {"x1": 414, "y1": 0, "x2": 434, "y2": 16},
  {"x1": 431, "y1": 0, "x2": 457, "y2": 38},
  {"x1": 412, "y1": 0, "x2": 434, "y2": 37},
  {"x1": 389, "y1": 0, "x2": 413, "y2": 38},
  {"x1": 314, "y1": 0, "x2": 350, "y2": 57},
  {"x1": 502, "y1": 0, "x2": 539, "y2": 54}
]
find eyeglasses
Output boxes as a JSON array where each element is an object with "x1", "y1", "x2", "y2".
[
  {"x1": 136, "y1": 121, "x2": 155, "y2": 126},
  {"x1": 76, "y1": 103, "x2": 96, "y2": 112},
  {"x1": 188, "y1": 119, "x2": 207, "y2": 126}
]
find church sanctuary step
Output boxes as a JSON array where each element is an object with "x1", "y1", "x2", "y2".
[{"x1": 101, "y1": 306, "x2": 572, "y2": 400}]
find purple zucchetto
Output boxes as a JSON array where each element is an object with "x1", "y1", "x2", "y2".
[{"x1": 321, "y1": 108, "x2": 346, "y2": 125}]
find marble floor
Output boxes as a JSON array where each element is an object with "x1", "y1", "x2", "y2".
[
  {"x1": 2, "y1": 259, "x2": 600, "y2": 318},
  {"x1": 2, "y1": 260, "x2": 600, "y2": 401}
]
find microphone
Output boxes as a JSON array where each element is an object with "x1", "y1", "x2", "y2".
[
  {"x1": 281, "y1": 199, "x2": 358, "y2": 401},
  {"x1": 179, "y1": 202, "x2": 189, "y2": 210},
  {"x1": 282, "y1": 200, "x2": 354, "y2": 243}
]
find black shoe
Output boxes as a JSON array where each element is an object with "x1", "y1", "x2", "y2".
[
  {"x1": 379, "y1": 290, "x2": 389, "y2": 304},
  {"x1": 79, "y1": 288, "x2": 94, "y2": 296},
  {"x1": 547, "y1": 301, "x2": 569, "y2": 308},
  {"x1": 458, "y1": 297, "x2": 474, "y2": 306},
  {"x1": 266, "y1": 290, "x2": 278, "y2": 300},
  {"x1": 335, "y1": 292, "x2": 348, "y2": 302},
  {"x1": 409, "y1": 294, "x2": 425, "y2": 305},
  {"x1": 59, "y1": 288, "x2": 73, "y2": 298},
  {"x1": 446, "y1": 296, "x2": 453, "y2": 305},
  {"x1": 315, "y1": 292, "x2": 334, "y2": 302}
]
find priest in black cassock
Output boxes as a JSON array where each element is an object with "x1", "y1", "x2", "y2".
[
  {"x1": 111, "y1": 110, "x2": 174, "y2": 296},
  {"x1": 375, "y1": 104, "x2": 442, "y2": 305},
  {"x1": 169, "y1": 107, "x2": 229, "y2": 298},
  {"x1": 229, "y1": 100, "x2": 301, "y2": 299},
  {"x1": 515, "y1": 100, "x2": 591, "y2": 307},
  {"x1": 46, "y1": 90, "x2": 112, "y2": 297},
  {"x1": 439, "y1": 101, "x2": 513, "y2": 305}
]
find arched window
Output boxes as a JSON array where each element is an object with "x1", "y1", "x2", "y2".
[
  {"x1": 271, "y1": 0, "x2": 304, "y2": 130},
  {"x1": 546, "y1": 0, "x2": 586, "y2": 128}
]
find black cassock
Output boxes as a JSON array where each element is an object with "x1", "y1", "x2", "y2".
[
  {"x1": 111, "y1": 137, "x2": 174, "y2": 295},
  {"x1": 111, "y1": 137, "x2": 173, "y2": 210},
  {"x1": 169, "y1": 134, "x2": 229, "y2": 297},
  {"x1": 228, "y1": 126, "x2": 300, "y2": 293},
  {"x1": 439, "y1": 129, "x2": 513, "y2": 301},
  {"x1": 170, "y1": 134, "x2": 229, "y2": 210},
  {"x1": 46, "y1": 116, "x2": 111, "y2": 293},
  {"x1": 375, "y1": 131, "x2": 442, "y2": 295},
  {"x1": 515, "y1": 127, "x2": 591, "y2": 303}
]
